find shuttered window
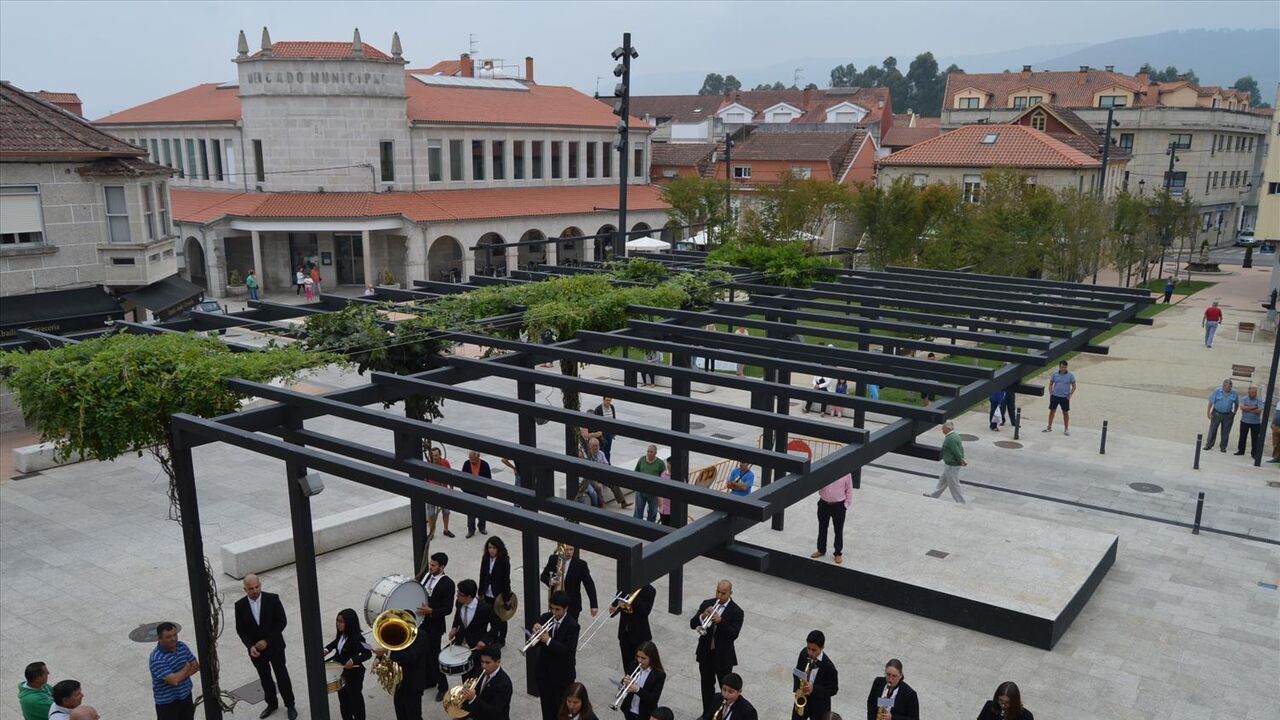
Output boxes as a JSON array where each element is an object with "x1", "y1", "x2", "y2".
[{"x1": 0, "y1": 185, "x2": 45, "y2": 244}]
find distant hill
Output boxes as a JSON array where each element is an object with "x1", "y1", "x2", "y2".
[{"x1": 1038, "y1": 29, "x2": 1278, "y2": 100}]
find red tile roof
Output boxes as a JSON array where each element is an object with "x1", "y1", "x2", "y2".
[
  {"x1": 631, "y1": 87, "x2": 891, "y2": 128},
  {"x1": 944, "y1": 69, "x2": 1154, "y2": 109},
  {"x1": 76, "y1": 157, "x2": 174, "y2": 178},
  {"x1": 31, "y1": 91, "x2": 81, "y2": 104},
  {"x1": 252, "y1": 41, "x2": 392, "y2": 61},
  {"x1": 0, "y1": 82, "x2": 145, "y2": 158},
  {"x1": 171, "y1": 185, "x2": 669, "y2": 225},
  {"x1": 651, "y1": 143, "x2": 717, "y2": 168},
  {"x1": 409, "y1": 60, "x2": 463, "y2": 76},
  {"x1": 630, "y1": 95, "x2": 720, "y2": 123},
  {"x1": 882, "y1": 125, "x2": 941, "y2": 149},
  {"x1": 878, "y1": 124, "x2": 1098, "y2": 169},
  {"x1": 95, "y1": 83, "x2": 242, "y2": 125}
]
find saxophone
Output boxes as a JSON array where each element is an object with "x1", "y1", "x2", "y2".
[
  {"x1": 794, "y1": 657, "x2": 815, "y2": 716},
  {"x1": 711, "y1": 700, "x2": 730, "y2": 720}
]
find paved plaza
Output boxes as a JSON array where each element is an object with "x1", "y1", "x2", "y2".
[{"x1": 1, "y1": 268, "x2": 1277, "y2": 720}]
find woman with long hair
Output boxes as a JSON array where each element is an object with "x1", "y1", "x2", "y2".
[
  {"x1": 323, "y1": 608, "x2": 372, "y2": 720},
  {"x1": 977, "y1": 681, "x2": 1032, "y2": 720},
  {"x1": 478, "y1": 535, "x2": 512, "y2": 643},
  {"x1": 558, "y1": 681, "x2": 597, "y2": 720},
  {"x1": 619, "y1": 640, "x2": 665, "y2": 720}
]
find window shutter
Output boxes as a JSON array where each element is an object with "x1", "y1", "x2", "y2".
[{"x1": 0, "y1": 190, "x2": 43, "y2": 235}]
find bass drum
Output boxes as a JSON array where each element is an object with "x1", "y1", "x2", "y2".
[{"x1": 364, "y1": 574, "x2": 428, "y2": 626}]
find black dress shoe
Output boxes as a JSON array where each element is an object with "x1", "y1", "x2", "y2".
[
  {"x1": 259, "y1": 706, "x2": 277, "y2": 719},
  {"x1": 465, "y1": 530, "x2": 475, "y2": 539},
  {"x1": 436, "y1": 689, "x2": 447, "y2": 702},
  {"x1": 1234, "y1": 451, "x2": 1246, "y2": 455},
  {"x1": 443, "y1": 530, "x2": 455, "y2": 538},
  {"x1": 286, "y1": 708, "x2": 298, "y2": 720}
]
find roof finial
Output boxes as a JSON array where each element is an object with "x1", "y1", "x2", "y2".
[
  {"x1": 391, "y1": 32, "x2": 402, "y2": 59},
  {"x1": 237, "y1": 30, "x2": 249, "y2": 58},
  {"x1": 352, "y1": 28, "x2": 363, "y2": 57},
  {"x1": 260, "y1": 26, "x2": 273, "y2": 56}
]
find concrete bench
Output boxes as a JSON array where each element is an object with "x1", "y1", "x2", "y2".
[
  {"x1": 12, "y1": 442, "x2": 84, "y2": 474},
  {"x1": 220, "y1": 497, "x2": 410, "y2": 579}
]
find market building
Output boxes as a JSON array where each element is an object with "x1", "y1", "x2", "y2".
[{"x1": 95, "y1": 29, "x2": 669, "y2": 297}]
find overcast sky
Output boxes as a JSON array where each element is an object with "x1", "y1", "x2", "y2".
[{"x1": 2, "y1": 0, "x2": 1277, "y2": 118}]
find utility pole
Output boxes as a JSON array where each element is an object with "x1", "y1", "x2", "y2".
[
  {"x1": 1158, "y1": 140, "x2": 1178, "y2": 280},
  {"x1": 1093, "y1": 106, "x2": 1117, "y2": 284},
  {"x1": 723, "y1": 132, "x2": 734, "y2": 238},
  {"x1": 610, "y1": 33, "x2": 638, "y2": 260}
]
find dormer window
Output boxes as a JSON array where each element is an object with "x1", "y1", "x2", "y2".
[
  {"x1": 1097, "y1": 95, "x2": 1127, "y2": 108},
  {"x1": 1030, "y1": 111, "x2": 1046, "y2": 131},
  {"x1": 1012, "y1": 96, "x2": 1042, "y2": 110},
  {"x1": 958, "y1": 97, "x2": 981, "y2": 109}
]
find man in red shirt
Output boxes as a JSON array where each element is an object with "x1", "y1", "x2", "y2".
[{"x1": 1202, "y1": 301, "x2": 1223, "y2": 348}]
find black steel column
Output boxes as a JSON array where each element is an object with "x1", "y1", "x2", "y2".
[
  {"x1": 1255, "y1": 324, "x2": 1279, "y2": 466},
  {"x1": 668, "y1": 349, "x2": 691, "y2": 615},
  {"x1": 283, "y1": 410, "x2": 330, "y2": 720},
  {"x1": 522, "y1": 529, "x2": 542, "y2": 695},
  {"x1": 394, "y1": 429, "x2": 427, "y2": 576},
  {"x1": 171, "y1": 428, "x2": 223, "y2": 720}
]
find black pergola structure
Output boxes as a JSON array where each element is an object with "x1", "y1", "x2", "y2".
[{"x1": 6, "y1": 261, "x2": 1152, "y2": 718}]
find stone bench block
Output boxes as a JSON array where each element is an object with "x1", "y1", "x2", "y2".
[{"x1": 13, "y1": 442, "x2": 82, "y2": 474}]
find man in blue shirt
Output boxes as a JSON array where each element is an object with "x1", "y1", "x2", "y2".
[
  {"x1": 150, "y1": 622, "x2": 199, "y2": 720},
  {"x1": 1234, "y1": 385, "x2": 1264, "y2": 457},
  {"x1": 726, "y1": 462, "x2": 754, "y2": 496},
  {"x1": 1204, "y1": 379, "x2": 1239, "y2": 452},
  {"x1": 1042, "y1": 360, "x2": 1077, "y2": 436}
]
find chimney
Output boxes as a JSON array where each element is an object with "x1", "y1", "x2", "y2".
[
  {"x1": 260, "y1": 26, "x2": 273, "y2": 57},
  {"x1": 1021, "y1": 64, "x2": 1032, "y2": 76},
  {"x1": 1136, "y1": 71, "x2": 1150, "y2": 86},
  {"x1": 1104, "y1": 64, "x2": 1114, "y2": 72},
  {"x1": 525, "y1": 56, "x2": 534, "y2": 82},
  {"x1": 460, "y1": 52, "x2": 473, "y2": 78},
  {"x1": 237, "y1": 30, "x2": 249, "y2": 58},
  {"x1": 1079, "y1": 65, "x2": 1089, "y2": 73},
  {"x1": 802, "y1": 85, "x2": 812, "y2": 110},
  {"x1": 352, "y1": 28, "x2": 363, "y2": 57}
]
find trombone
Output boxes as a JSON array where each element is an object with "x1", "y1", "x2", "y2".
[
  {"x1": 609, "y1": 665, "x2": 642, "y2": 711},
  {"x1": 519, "y1": 615, "x2": 561, "y2": 655},
  {"x1": 578, "y1": 588, "x2": 642, "y2": 651},
  {"x1": 696, "y1": 599, "x2": 727, "y2": 636}
]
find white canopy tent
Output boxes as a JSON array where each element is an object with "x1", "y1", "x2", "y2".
[{"x1": 625, "y1": 236, "x2": 672, "y2": 255}]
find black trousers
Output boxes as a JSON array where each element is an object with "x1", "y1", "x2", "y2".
[
  {"x1": 426, "y1": 631, "x2": 445, "y2": 694},
  {"x1": 393, "y1": 681, "x2": 424, "y2": 720},
  {"x1": 337, "y1": 668, "x2": 366, "y2": 720},
  {"x1": 816, "y1": 499, "x2": 847, "y2": 555},
  {"x1": 251, "y1": 647, "x2": 295, "y2": 708},
  {"x1": 155, "y1": 698, "x2": 195, "y2": 720},
  {"x1": 699, "y1": 662, "x2": 732, "y2": 719},
  {"x1": 466, "y1": 494, "x2": 487, "y2": 533},
  {"x1": 1237, "y1": 420, "x2": 1263, "y2": 455},
  {"x1": 538, "y1": 677, "x2": 571, "y2": 720}
]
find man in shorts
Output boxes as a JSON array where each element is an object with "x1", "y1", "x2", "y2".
[{"x1": 1043, "y1": 360, "x2": 1077, "y2": 436}]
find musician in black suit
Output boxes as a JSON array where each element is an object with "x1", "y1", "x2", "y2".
[
  {"x1": 791, "y1": 630, "x2": 838, "y2": 720},
  {"x1": 373, "y1": 614, "x2": 430, "y2": 720},
  {"x1": 233, "y1": 574, "x2": 296, "y2": 720},
  {"x1": 618, "y1": 640, "x2": 665, "y2": 720},
  {"x1": 323, "y1": 608, "x2": 372, "y2": 720},
  {"x1": 460, "y1": 646, "x2": 512, "y2": 720},
  {"x1": 448, "y1": 579, "x2": 495, "y2": 681},
  {"x1": 478, "y1": 537, "x2": 512, "y2": 644},
  {"x1": 612, "y1": 584, "x2": 655, "y2": 673},
  {"x1": 714, "y1": 673, "x2": 757, "y2": 720},
  {"x1": 865, "y1": 659, "x2": 919, "y2": 720},
  {"x1": 417, "y1": 552, "x2": 456, "y2": 701},
  {"x1": 533, "y1": 590, "x2": 580, "y2": 720},
  {"x1": 540, "y1": 544, "x2": 599, "y2": 622},
  {"x1": 689, "y1": 580, "x2": 744, "y2": 720}
]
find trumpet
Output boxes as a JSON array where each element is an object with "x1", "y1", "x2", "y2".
[
  {"x1": 696, "y1": 599, "x2": 726, "y2": 636},
  {"x1": 519, "y1": 615, "x2": 561, "y2": 655},
  {"x1": 794, "y1": 657, "x2": 815, "y2": 716},
  {"x1": 578, "y1": 588, "x2": 642, "y2": 651},
  {"x1": 711, "y1": 700, "x2": 730, "y2": 720},
  {"x1": 609, "y1": 665, "x2": 642, "y2": 711},
  {"x1": 441, "y1": 675, "x2": 480, "y2": 719}
]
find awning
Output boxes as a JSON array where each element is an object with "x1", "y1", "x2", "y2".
[
  {"x1": 123, "y1": 275, "x2": 204, "y2": 321},
  {"x1": 0, "y1": 285, "x2": 124, "y2": 340}
]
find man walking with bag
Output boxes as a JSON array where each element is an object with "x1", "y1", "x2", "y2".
[{"x1": 924, "y1": 422, "x2": 966, "y2": 504}]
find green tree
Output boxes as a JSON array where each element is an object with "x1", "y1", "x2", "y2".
[
  {"x1": 749, "y1": 174, "x2": 856, "y2": 244},
  {"x1": 698, "y1": 73, "x2": 741, "y2": 95},
  {"x1": 1232, "y1": 75, "x2": 1269, "y2": 108},
  {"x1": 1111, "y1": 191, "x2": 1158, "y2": 286},
  {"x1": 851, "y1": 176, "x2": 965, "y2": 269},
  {"x1": 962, "y1": 169, "x2": 1061, "y2": 277},
  {"x1": 659, "y1": 175, "x2": 730, "y2": 244},
  {"x1": 1047, "y1": 189, "x2": 1115, "y2": 282},
  {"x1": 1139, "y1": 64, "x2": 1198, "y2": 84},
  {"x1": 830, "y1": 63, "x2": 859, "y2": 88},
  {"x1": 707, "y1": 240, "x2": 838, "y2": 287},
  {"x1": 905, "y1": 52, "x2": 942, "y2": 115}
]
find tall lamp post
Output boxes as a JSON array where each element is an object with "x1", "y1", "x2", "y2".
[
  {"x1": 723, "y1": 132, "x2": 735, "y2": 241},
  {"x1": 610, "y1": 33, "x2": 638, "y2": 260}
]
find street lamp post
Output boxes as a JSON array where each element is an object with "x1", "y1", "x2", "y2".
[{"x1": 610, "y1": 34, "x2": 639, "y2": 260}]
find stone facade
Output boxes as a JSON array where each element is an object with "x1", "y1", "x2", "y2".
[{"x1": 877, "y1": 164, "x2": 1100, "y2": 195}]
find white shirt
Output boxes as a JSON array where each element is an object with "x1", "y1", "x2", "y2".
[
  {"x1": 336, "y1": 636, "x2": 346, "y2": 654},
  {"x1": 423, "y1": 572, "x2": 445, "y2": 596},
  {"x1": 485, "y1": 558, "x2": 496, "y2": 597},
  {"x1": 628, "y1": 667, "x2": 651, "y2": 714},
  {"x1": 460, "y1": 598, "x2": 478, "y2": 627},
  {"x1": 248, "y1": 595, "x2": 262, "y2": 624}
]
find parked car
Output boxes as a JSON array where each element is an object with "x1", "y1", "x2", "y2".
[{"x1": 1234, "y1": 230, "x2": 1256, "y2": 247}]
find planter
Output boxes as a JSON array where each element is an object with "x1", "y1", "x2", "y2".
[
  {"x1": 378, "y1": 283, "x2": 402, "y2": 290},
  {"x1": 225, "y1": 284, "x2": 248, "y2": 298}
]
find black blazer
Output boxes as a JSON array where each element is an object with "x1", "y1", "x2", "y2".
[
  {"x1": 689, "y1": 598, "x2": 743, "y2": 670},
  {"x1": 791, "y1": 650, "x2": 838, "y2": 720},
  {"x1": 866, "y1": 678, "x2": 919, "y2": 720},
  {"x1": 531, "y1": 611, "x2": 579, "y2": 688},
  {"x1": 478, "y1": 555, "x2": 511, "y2": 603},
  {"x1": 387, "y1": 625, "x2": 429, "y2": 695},
  {"x1": 465, "y1": 667, "x2": 513, "y2": 720},
  {"x1": 234, "y1": 592, "x2": 288, "y2": 652},
  {"x1": 419, "y1": 573, "x2": 456, "y2": 637},
  {"x1": 614, "y1": 584, "x2": 655, "y2": 646},
  {"x1": 977, "y1": 700, "x2": 1033, "y2": 720},
  {"x1": 325, "y1": 632, "x2": 372, "y2": 674},
  {"x1": 723, "y1": 696, "x2": 758, "y2": 720},
  {"x1": 540, "y1": 554, "x2": 599, "y2": 617},
  {"x1": 450, "y1": 600, "x2": 495, "y2": 649},
  {"x1": 623, "y1": 668, "x2": 665, "y2": 719}
]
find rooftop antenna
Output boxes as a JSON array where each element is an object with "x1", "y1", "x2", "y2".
[
  {"x1": 595, "y1": 75, "x2": 603, "y2": 98},
  {"x1": 468, "y1": 33, "x2": 479, "y2": 56},
  {"x1": 794, "y1": 67, "x2": 803, "y2": 87}
]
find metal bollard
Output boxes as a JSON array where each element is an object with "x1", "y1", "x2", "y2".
[
  {"x1": 1193, "y1": 434, "x2": 1202, "y2": 469},
  {"x1": 1192, "y1": 492, "x2": 1205, "y2": 534},
  {"x1": 1099, "y1": 420, "x2": 1108, "y2": 455},
  {"x1": 1014, "y1": 408, "x2": 1022, "y2": 440}
]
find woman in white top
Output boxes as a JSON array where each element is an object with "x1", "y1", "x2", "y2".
[
  {"x1": 619, "y1": 641, "x2": 666, "y2": 720},
  {"x1": 295, "y1": 266, "x2": 306, "y2": 295}
]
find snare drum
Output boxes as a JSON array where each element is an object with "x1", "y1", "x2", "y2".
[
  {"x1": 324, "y1": 661, "x2": 346, "y2": 693},
  {"x1": 364, "y1": 574, "x2": 429, "y2": 626},
  {"x1": 438, "y1": 644, "x2": 474, "y2": 676}
]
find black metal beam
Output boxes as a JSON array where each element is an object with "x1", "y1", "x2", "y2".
[
  {"x1": 810, "y1": 282, "x2": 1112, "y2": 323},
  {"x1": 883, "y1": 266, "x2": 1153, "y2": 300},
  {"x1": 834, "y1": 272, "x2": 1139, "y2": 311}
]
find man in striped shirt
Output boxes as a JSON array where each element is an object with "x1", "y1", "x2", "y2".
[{"x1": 149, "y1": 622, "x2": 199, "y2": 720}]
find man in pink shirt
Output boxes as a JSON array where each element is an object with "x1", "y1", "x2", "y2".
[{"x1": 811, "y1": 473, "x2": 854, "y2": 564}]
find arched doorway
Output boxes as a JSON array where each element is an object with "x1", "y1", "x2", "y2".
[
  {"x1": 518, "y1": 229, "x2": 547, "y2": 268},
  {"x1": 593, "y1": 224, "x2": 616, "y2": 262},
  {"x1": 559, "y1": 226, "x2": 585, "y2": 264},
  {"x1": 183, "y1": 236, "x2": 208, "y2": 288},
  {"x1": 475, "y1": 232, "x2": 506, "y2": 276},
  {"x1": 428, "y1": 235, "x2": 464, "y2": 283},
  {"x1": 661, "y1": 220, "x2": 682, "y2": 244}
]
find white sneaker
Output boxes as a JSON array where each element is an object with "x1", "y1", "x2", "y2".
[{"x1": 1064, "y1": 429, "x2": 1071, "y2": 436}]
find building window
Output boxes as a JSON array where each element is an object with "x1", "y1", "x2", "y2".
[
  {"x1": 157, "y1": 182, "x2": 169, "y2": 235},
  {"x1": 185, "y1": 140, "x2": 198, "y2": 180},
  {"x1": 472, "y1": 140, "x2": 486, "y2": 180},
  {"x1": 634, "y1": 147, "x2": 644, "y2": 178},
  {"x1": 173, "y1": 139, "x2": 185, "y2": 178},
  {"x1": 104, "y1": 185, "x2": 131, "y2": 243},
  {"x1": 963, "y1": 174, "x2": 982, "y2": 203},
  {"x1": 492, "y1": 140, "x2": 505, "y2": 180},
  {"x1": 141, "y1": 182, "x2": 156, "y2": 240},
  {"x1": 253, "y1": 140, "x2": 265, "y2": 182},
  {"x1": 224, "y1": 139, "x2": 237, "y2": 181},
  {"x1": 449, "y1": 139, "x2": 464, "y2": 181},
  {"x1": 551, "y1": 141, "x2": 562, "y2": 179},
  {"x1": 1164, "y1": 171, "x2": 1187, "y2": 189},
  {"x1": 1169, "y1": 134, "x2": 1191, "y2": 150},
  {"x1": 1013, "y1": 96, "x2": 1040, "y2": 109},
  {"x1": 602, "y1": 142, "x2": 612, "y2": 178},
  {"x1": 1097, "y1": 95, "x2": 1127, "y2": 108},
  {"x1": 197, "y1": 139, "x2": 210, "y2": 180},
  {"x1": 733, "y1": 165, "x2": 752, "y2": 179},
  {"x1": 1268, "y1": 181, "x2": 1280, "y2": 195},
  {"x1": 1210, "y1": 171, "x2": 1218, "y2": 189},
  {"x1": 161, "y1": 139, "x2": 172, "y2": 168},
  {"x1": 532, "y1": 140, "x2": 544, "y2": 179},
  {"x1": 1118, "y1": 133, "x2": 1134, "y2": 149},
  {"x1": 586, "y1": 142, "x2": 596, "y2": 179},
  {"x1": 568, "y1": 141, "x2": 579, "y2": 179},
  {"x1": 149, "y1": 139, "x2": 160, "y2": 165},
  {"x1": 1202, "y1": 212, "x2": 1213, "y2": 231},
  {"x1": 1029, "y1": 112, "x2": 1046, "y2": 131},
  {"x1": 513, "y1": 141, "x2": 525, "y2": 180},
  {"x1": 958, "y1": 97, "x2": 981, "y2": 109},
  {"x1": 0, "y1": 185, "x2": 45, "y2": 245},
  {"x1": 380, "y1": 141, "x2": 395, "y2": 182},
  {"x1": 911, "y1": 173, "x2": 928, "y2": 186},
  {"x1": 211, "y1": 139, "x2": 224, "y2": 181},
  {"x1": 423, "y1": 140, "x2": 442, "y2": 182},
  {"x1": 791, "y1": 166, "x2": 812, "y2": 179}
]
